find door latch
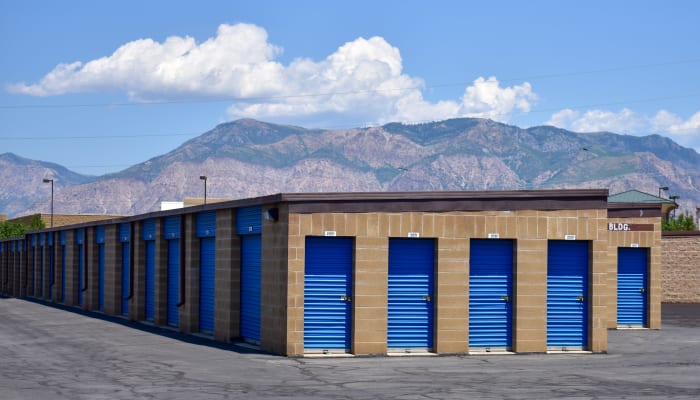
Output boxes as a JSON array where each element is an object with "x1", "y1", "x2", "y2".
[
  {"x1": 422, "y1": 295, "x2": 432, "y2": 302},
  {"x1": 340, "y1": 295, "x2": 351, "y2": 302},
  {"x1": 639, "y1": 288, "x2": 646, "y2": 293},
  {"x1": 501, "y1": 295, "x2": 510, "y2": 302},
  {"x1": 576, "y1": 295, "x2": 586, "y2": 302}
]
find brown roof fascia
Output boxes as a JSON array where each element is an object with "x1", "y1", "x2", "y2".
[
  {"x1": 662, "y1": 230, "x2": 700, "y2": 237},
  {"x1": 607, "y1": 202, "x2": 663, "y2": 218},
  {"x1": 281, "y1": 189, "x2": 609, "y2": 213}
]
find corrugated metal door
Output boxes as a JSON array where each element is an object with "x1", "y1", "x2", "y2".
[
  {"x1": 388, "y1": 238, "x2": 435, "y2": 351},
  {"x1": 145, "y1": 240, "x2": 155, "y2": 321},
  {"x1": 96, "y1": 226, "x2": 105, "y2": 311},
  {"x1": 120, "y1": 224, "x2": 130, "y2": 316},
  {"x1": 48, "y1": 233, "x2": 54, "y2": 299},
  {"x1": 164, "y1": 216, "x2": 181, "y2": 327},
  {"x1": 60, "y1": 231, "x2": 66, "y2": 303},
  {"x1": 167, "y1": 239, "x2": 180, "y2": 326},
  {"x1": 240, "y1": 234, "x2": 262, "y2": 343},
  {"x1": 238, "y1": 206, "x2": 262, "y2": 343},
  {"x1": 469, "y1": 239, "x2": 514, "y2": 349},
  {"x1": 547, "y1": 240, "x2": 589, "y2": 349},
  {"x1": 143, "y1": 219, "x2": 156, "y2": 321},
  {"x1": 197, "y1": 212, "x2": 216, "y2": 334},
  {"x1": 304, "y1": 236, "x2": 353, "y2": 352},
  {"x1": 617, "y1": 247, "x2": 648, "y2": 327},
  {"x1": 121, "y1": 243, "x2": 130, "y2": 316},
  {"x1": 77, "y1": 229, "x2": 84, "y2": 306},
  {"x1": 237, "y1": 206, "x2": 262, "y2": 234},
  {"x1": 199, "y1": 237, "x2": 216, "y2": 333},
  {"x1": 35, "y1": 234, "x2": 42, "y2": 297}
]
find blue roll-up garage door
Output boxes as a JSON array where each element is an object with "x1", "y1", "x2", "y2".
[
  {"x1": 388, "y1": 238, "x2": 435, "y2": 351},
  {"x1": 120, "y1": 224, "x2": 130, "y2": 316},
  {"x1": 199, "y1": 237, "x2": 215, "y2": 333},
  {"x1": 240, "y1": 234, "x2": 262, "y2": 343},
  {"x1": 304, "y1": 236, "x2": 353, "y2": 352},
  {"x1": 60, "y1": 231, "x2": 66, "y2": 303},
  {"x1": 198, "y1": 211, "x2": 216, "y2": 334},
  {"x1": 96, "y1": 226, "x2": 105, "y2": 311},
  {"x1": 77, "y1": 229, "x2": 84, "y2": 306},
  {"x1": 48, "y1": 233, "x2": 54, "y2": 300},
  {"x1": 617, "y1": 247, "x2": 648, "y2": 327},
  {"x1": 547, "y1": 240, "x2": 589, "y2": 349},
  {"x1": 164, "y1": 216, "x2": 181, "y2": 327},
  {"x1": 143, "y1": 219, "x2": 156, "y2": 321},
  {"x1": 469, "y1": 239, "x2": 514, "y2": 349},
  {"x1": 121, "y1": 243, "x2": 130, "y2": 316},
  {"x1": 167, "y1": 239, "x2": 180, "y2": 326},
  {"x1": 238, "y1": 206, "x2": 262, "y2": 344},
  {"x1": 145, "y1": 240, "x2": 155, "y2": 321}
]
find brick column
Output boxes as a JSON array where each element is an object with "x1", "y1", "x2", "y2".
[
  {"x1": 104, "y1": 225, "x2": 120, "y2": 316},
  {"x1": 180, "y1": 214, "x2": 200, "y2": 334},
  {"x1": 130, "y1": 220, "x2": 145, "y2": 321},
  {"x1": 64, "y1": 230, "x2": 78, "y2": 306},
  {"x1": 85, "y1": 228, "x2": 99, "y2": 311},
  {"x1": 214, "y1": 208, "x2": 240, "y2": 342}
]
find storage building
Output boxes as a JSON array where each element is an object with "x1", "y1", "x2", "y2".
[{"x1": 0, "y1": 189, "x2": 663, "y2": 356}]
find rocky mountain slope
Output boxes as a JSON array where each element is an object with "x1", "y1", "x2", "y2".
[{"x1": 4, "y1": 118, "x2": 700, "y2": 218}]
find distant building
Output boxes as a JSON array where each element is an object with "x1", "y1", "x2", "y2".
[
  {"x1": 160, "y1": 201, "x2": 185, "y2": 211},
  {"x1": 183, "y1": 197, "x2": 231, "y2": 207},
  {"x1": 8, "y1": 213, "x2": 122, "y2": 228},
  {"x1": 608, "y1": 190, "x2": 678, "y2": 220}
]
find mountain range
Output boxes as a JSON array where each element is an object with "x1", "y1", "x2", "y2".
[{"x1": 3, "y1": 117, "x2": 699, "y2": 218}]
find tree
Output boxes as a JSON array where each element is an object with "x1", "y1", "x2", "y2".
[
  {"x1": 0, "y1": 215, "x2": 46, "y2": 239},
  {"x1": 662, "y1": 213, "x2": 697, "y2": 231}
]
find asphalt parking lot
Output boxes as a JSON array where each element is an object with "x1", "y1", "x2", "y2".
[{"x1": 1, "y1": 298, "x2": 698, "y2": 400}]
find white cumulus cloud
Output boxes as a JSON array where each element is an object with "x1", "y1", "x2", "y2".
[
  {"x1": 8, "y1": 23, "x2": 536, "y2": 126},
  {"x1": 546, "y1": 108, "x2": 700, "y2": 151}
]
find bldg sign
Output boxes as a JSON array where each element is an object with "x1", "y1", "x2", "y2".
[{"x1": 608, "y1": 223, "x2": 654, "y2": 232}]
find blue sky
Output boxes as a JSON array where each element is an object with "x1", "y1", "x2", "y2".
[{"x1": 1, "y1": 0, "x2": 699, "y2": 175}]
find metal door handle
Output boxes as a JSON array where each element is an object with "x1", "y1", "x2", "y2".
[
  {"x1": 576, "y1": 296, "x2": 586, "y2": 302},
  {"x1": 422, "y1": 295, "x2": 432, "y2": 302},
  {"x1": 639, "y1": 288, "x2": 646, "y2": 293},
  {"x1": 501, "y1": 295, "x2": 510, "y2": 302},
  {"x1": 340, "y1": 295, "x2": 351, "y2": 302}
]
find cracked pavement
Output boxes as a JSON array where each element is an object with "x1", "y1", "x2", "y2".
[{"x1": 1, "y1": 298, "x2": 698, "y2": 399}]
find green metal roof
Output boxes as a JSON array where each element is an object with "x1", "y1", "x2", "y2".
[{"x1": 608, "y1": 189, "x2": 676, "y2": 204}]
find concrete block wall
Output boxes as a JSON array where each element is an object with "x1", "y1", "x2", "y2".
[
  {"x1": 261, "y1": 204, "x2": 291, "y2": 356},
  {"x1": 284, "y1": 209, "x2": 610, "y2": 357},
  {"x1": 661, "y1": 235, "x2": 700, "y2": 303}
]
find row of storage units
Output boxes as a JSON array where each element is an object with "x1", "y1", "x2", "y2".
[{"x1": 0, "y1": 189, "x2": 661, "y2": 356}]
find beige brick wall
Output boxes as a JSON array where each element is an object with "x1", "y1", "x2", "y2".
[
  {"x1": 662, "y1": 235, "x2": 700, "y2": 303},
  {"x1": 284, "y1": 209, "x2": 610, "y2": 356}
]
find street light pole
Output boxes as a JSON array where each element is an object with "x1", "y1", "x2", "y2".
[
  {"x1": 199, "y1": 176, "x2": 207, "y2": 205},
  {"x1": 658, "y1": 186, "x2": 669, "y2": 198},
  {"x1": 42, "y1": 178, "x2": 54, "y2": 227}
]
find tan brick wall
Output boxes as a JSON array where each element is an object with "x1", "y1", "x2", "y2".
[
  {"x1": 606, "y1": 218, "x2": 662, "y2": 329},
  {"x1": 261, "y1": 204, "x2": 291, "y2": 356},
  {"x1": 284, "y1": 209, "x2": 610, "y2": 356},
  {"x1": 214, "y1": 209, "x2": 240, "y2": 342},
  {"x1": 104, "y1": 225, "x2": 120, "y2": 315},
  {"x1": 661, "y1": 235, "x2": 700, "y2": 303}
]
